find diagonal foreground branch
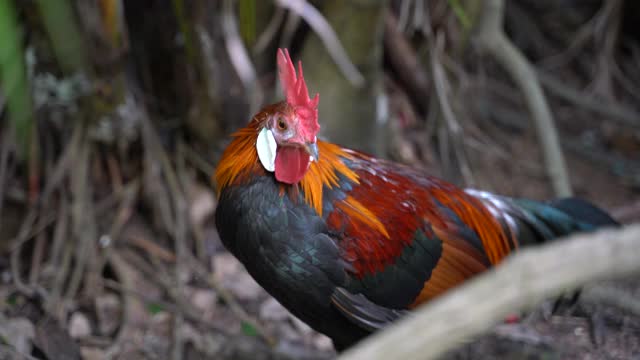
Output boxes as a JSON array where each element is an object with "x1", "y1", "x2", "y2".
[
  {"x1": 474, "y1": 0, "x2": 572, "y2": 197},
  {"x1": 339, "y1": 224, "x2": 640, "y2": 360}
]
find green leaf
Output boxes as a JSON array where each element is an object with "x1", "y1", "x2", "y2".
[
  {"x1": 238, "y1": 0, "x2": 256, "y2": 46},
  {"x1": 241, "y1": 321, "x2": 258, "y2": 337},
  {"x1": 0, "y1": 0, "x2": 34, "y2": 158},
  {"x1": 36, "y1": 0, "x2": 87, "y2": 73},
  {"x1": 447, "y1": 0, "x2": 471, "y2": 30},
  {"x1": 5, "y1": 293, "x2": 18, "y2": 306},
  {"x1": 147, "y1": 302, "x2": 164, "y2": 314},
  {"x1": 172, "y1": 0, "x2": 196, "y2": 63}
]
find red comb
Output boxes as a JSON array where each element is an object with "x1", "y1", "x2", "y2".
[{"x1": 277, "y1": 49, "x2": 320, "y2": 140}]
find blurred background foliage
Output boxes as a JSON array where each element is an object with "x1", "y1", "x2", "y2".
[{"x1": 0, "y1": 0, "x2": 639, "y2": 359}]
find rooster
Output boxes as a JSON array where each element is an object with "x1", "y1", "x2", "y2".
[{"x1": 214, "y1": 49, "x2": 617, "y2": 350}]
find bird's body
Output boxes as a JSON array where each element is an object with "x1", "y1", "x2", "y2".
[{"x1": 214, "y1": 50, "x2": 617, "y2": 350}]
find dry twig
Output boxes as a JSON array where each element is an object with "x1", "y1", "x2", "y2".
[
  {"x1": 581, "y1": 285, "x2": 640, "y2": 317},
  {"x1": 538, "y1": 71, "x2": 640, "y2": 129},
  {"x1": 253, "y1": 6, "x2": 286, "y2": 55},
  {"x1": 221, "y1": 0, "x2": 263, "y2": 114},
  {"x1": 275, "y1": 0, "x2": 365, "y2": 87},
  {"x1": 431, "y1": 32, "x2": 474, "y2": 186},
  {"x1": 0, "y1": 130, "x2": 11, "y2": 223},
  {"x1": 384, "y1": 14, "x2": 431, "y2": 114}
]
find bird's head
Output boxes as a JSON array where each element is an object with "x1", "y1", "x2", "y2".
[{"x1": 256, "y1": 49, "x2": 320, "y2": 185}]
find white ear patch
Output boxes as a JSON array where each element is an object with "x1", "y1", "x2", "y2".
[{"x1": 257, "y1": 127, "x2": 277, "y2": 172}]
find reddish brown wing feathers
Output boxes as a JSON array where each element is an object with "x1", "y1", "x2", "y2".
[
  {"x1": 408, "y1": 231, "x2": 489, "y2": 306},
  {"x1": 321, "y1": 149, "x2": 516, "y2": 304}
]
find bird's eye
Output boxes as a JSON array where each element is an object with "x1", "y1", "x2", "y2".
[{"x1": 277, "y1": 118, "x2": 287, "y2": 131}]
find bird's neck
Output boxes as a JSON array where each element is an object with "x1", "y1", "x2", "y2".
[
  {"x1": 298, "y1": 140, "x2": 360, "y2": 216},
  {"x1": 215, "y1": 126, "x2": 360, "y2": 216}
]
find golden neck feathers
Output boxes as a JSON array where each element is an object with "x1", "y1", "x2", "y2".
[{"x1": 214, "y1": 125, "x2": 359, "y2": 216}]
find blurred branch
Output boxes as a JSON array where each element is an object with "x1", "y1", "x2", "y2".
[
  {"x1": 474, "y1": 0, "x2": 572, "y2": 197},
  {"x1": 222, "y1": 0, "x2": 263, "y2": 114},
  {"x1": 0, "y1": 130, "x2": 10, "y2": 222},
  {"x1": 431, "y1": 33, "x2": 474, "y2": 186},
  {"x1": 537, "y1": 71, "x2": 640, "y2": 129},
  {"x1": 253, "y1": 6, "x2": 285, "y2": 54},
  {"x1": 612, "y1": 201, "x2": 640, "y2": 224},
  {"x1": 275, "y1": 0, "x2": 365, "y2": 87},
  {"x1": 339, "y1": 224, "x2": 640, "y2": 360},
  {"x1": 172, "y1": 0, "x2": 197, "y2": 63},
  {"x1": 384, "y1": 13, "x2": 430, "y2": 114},
  {"x1": 582, "y1": 285, "x2": 640, "y2": 317},
  {"x1": 279, "y1": 5, "x2": 302, "y2": 50}
]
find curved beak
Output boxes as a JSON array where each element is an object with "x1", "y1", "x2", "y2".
[{"x1": 304, "y1": 142, "x2": 319, "y2": 162}]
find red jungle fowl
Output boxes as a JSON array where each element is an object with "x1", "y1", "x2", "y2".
[{"x1": 214, "y1": 49, "x2": 617, "y2": 350}]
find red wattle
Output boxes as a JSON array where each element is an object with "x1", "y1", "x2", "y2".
[{"x1": 275, "y1": 146, "x2": 310, "y2": 184}]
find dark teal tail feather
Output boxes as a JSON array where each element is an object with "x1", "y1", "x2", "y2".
[
  {"x1": 548, "y1": 198, "x2": 619, "y2": 228},
  {"x1": 513, "y1": 197, "x2": 618, "y2": 244}
]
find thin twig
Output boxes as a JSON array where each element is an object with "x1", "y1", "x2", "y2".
[
  {"x1": 9, "y1": 207, "x2": 41, "y2": 296},
  {"x1": 589, "y1": 0, "x2": 622, "y2": 100},
  {"x1": 275, "y1": 0, "x2": 365, "y2": 87},
  {"x1": 66, "y1": 123, "x2": 98, "y2": 300},
  {"x1": 279, "y1": 5, "x2": 302, "y2": 50},
  {"x1": 48, "y1": 242, "x2": 73, "y2": 322},
  {"x1": 221, "y1": 0, "x2": 263, "y2": 115},
  {"x1": 172, "y1": 141, "x2": 189, "y2": 360},
  {"x1": 253, "y1": 6, "x2": 286, "y2": 55},
  {"x1": 539, "y1": 2, "x2": 607, "y2": 70},
  {"x1": 384, "y1": 13, "x2": 430, "y2": 114},
  {"x1": 396, "y1": 0, "x2": 412, "y2": 32},
  {"x1": 581, "y1": 285, "x2": 640, "y2": 317},
  {"x1": 28, "y1": 232, "x2": 46, "y2": 285},
  {"x1": 47, "y1": 193, "x2": 68, "y2": 277},
  {"x1": 103, "y1": 250, "x2": 145, "y2": 359},
  {"x1": 537, "y1": 71, "x2": 640, "y2": 129},
  {"x1": 91, "y1": 178, "x2": 140, "y2": 304},
  {"x1": 0, "y1": 129, "x2": 11, "y2": 223},
  {"x1": 40, "y1": 120, "x2": 83, "y2": 203},
  {"x1": 431, "y1": 31, "x2": 474, "y2": 186}
]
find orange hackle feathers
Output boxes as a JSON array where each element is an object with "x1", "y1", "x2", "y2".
[
  {"x1": 299, "y1": 141, "x2": 359, "y2": 216},
  {"x1": 214, "y1": 108, "x2": 267, "y2": 193}
]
